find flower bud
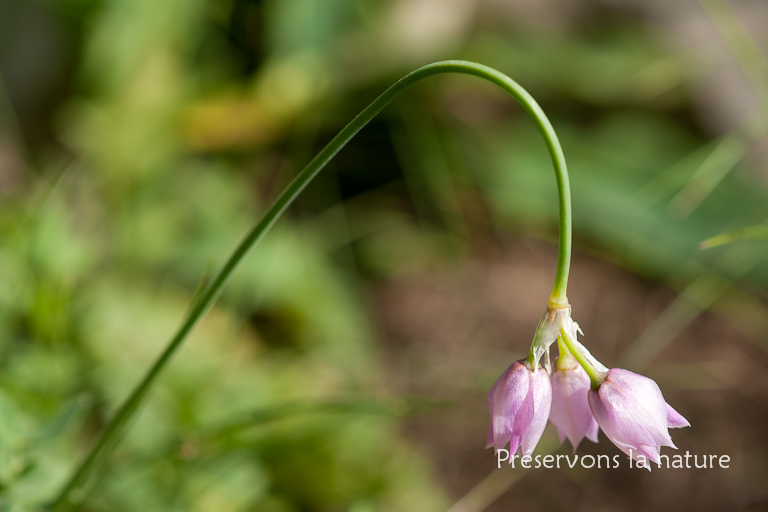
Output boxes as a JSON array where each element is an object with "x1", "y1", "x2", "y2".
[{"x1": 486, "y1": 360, "x2": 552, "y2": 456}]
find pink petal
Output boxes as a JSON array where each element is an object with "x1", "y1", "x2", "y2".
[
  {"x1": 588, "y1": 368, "x2": 687, "y2": 468},
  {"x1": 520, "y1": 368, "x2": 552, "y2": 456},
  {"x1": 590, "y1": 370, "x2": 672, "y2": 448},
  {"x1": 486, "y1": 361, "x2": 553, "y2": 456},
  {"x1": 549, "y1": 362, "x2": 598, "y2": 451},
  {"x1": 488, "y1": 362, "x2": 529, "y2": 452},
  {"x1": 666, "y1": 403, "x2": 690, "y2": 428}
]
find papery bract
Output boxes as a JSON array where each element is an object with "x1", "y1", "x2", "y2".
[
  {"x1": 486, "y1": 360, "x2": 551, "y2": 457},
  {"x1": 588, "y1": 368, "x2": 689, "y2": 468},
  {"x1": 549, "y1": 358, "x2": 599, "y2": 450}
]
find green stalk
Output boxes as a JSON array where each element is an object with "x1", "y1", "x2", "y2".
[
  {"x1": 555, "y1": 335, "x2": 577, "y2": 371},
  {"x1": 50, "y1": 60, "x2": 572, "y2": 510},
  {"x1": 559, "y1": 327, "x2": 607, "y2": 390}
]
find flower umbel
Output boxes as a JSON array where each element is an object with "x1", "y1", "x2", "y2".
[
  {"x1": 486, "y1": 360, "x2": 552, "y2": 456},
  {"x1": 549, "y1": 351, "x2": 599, "y2": 450},
  {"x1": 588, "y1": 368, "x2": 690, "y2": 468}
]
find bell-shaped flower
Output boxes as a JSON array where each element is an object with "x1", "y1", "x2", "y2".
[
  {"x1": 486, "y1": 360, "x2": 552, "y2": 456},
  {"x1": 549, "y1": 356, "x2": 599, "y2": 450},
  {"x1": 588, "y1": 368, "x2": 690, "y2": 467}
]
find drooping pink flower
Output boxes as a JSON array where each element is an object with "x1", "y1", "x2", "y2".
[
  {"x1": 549, "y1": 358, "x2": 599, "y2": 450},
  {"x1": 588, "y1": 368, "x2": 690, "y2": 467},
  {"x1": 486, "y1": 360, "x2": 552, "y2": 456}
]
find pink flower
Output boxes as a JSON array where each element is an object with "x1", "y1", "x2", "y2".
[
  {"x1": 486, "y1": 360, "x2": 552, "y2": 456},
  {"x1": 588, "y1": 368, "x2": 690, "y2": 467},
  {"x1": 549, "y1": 358, "x2": 599, "y2": 450}
]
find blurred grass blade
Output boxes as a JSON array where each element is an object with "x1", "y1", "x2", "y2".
[
  {"x1": 620, "y1": 248, "x2": 757, "y2": 370},
  {"x1": 699, "y1": 0, "x2": 768, "y2": 115},
  {"x1": 667, "y1": 134, "x2": 746, "y2": 219},
  {"x1": 185, "y1": 259, "x2": 214, "y2": 315},
  {"x1": 446, "y1": 433, "x2": 559, "y2": 512},
  {"x1": 618, "y1": 273, "x2": 730, "y2": 371},
  {"x1": 32, "y1": 397, "x2": 91, "y2": 446},
  {"x1": 393, "y1": 100, "x2": 469, "y2": 242},
  {"x1": 445, "y1": 469, "x2": 526, "y2": 512},
  {"x1": 633, "y1": 137, "x2": 722, "y2": 211},
  {"x1": 700, "y1": 223, "x2": 768, "y2": 249},
  {"x1": 210, "y1": 397, "x2": 454, "y2": 437},
  {"x1": 660, "y1": 0, "x2": 768, "y2": 220}
]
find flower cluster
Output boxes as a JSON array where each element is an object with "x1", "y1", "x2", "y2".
[{"x1": 487, "y1": 305, "x2": 689, "y2": 469}]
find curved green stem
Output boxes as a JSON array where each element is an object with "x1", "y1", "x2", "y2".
[
  {"x1": 559, "y1": 328, "x2": 606, "y2": 390},
  {"x1": 50, "y1": 60, "x2": 572, "y2": 510},
  {"x1": 555, "y1": 335, "x2": 576, "y2": 370}
]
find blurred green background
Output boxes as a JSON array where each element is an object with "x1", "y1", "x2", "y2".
[{"x1": 1, "y1": 0, "x2": 768, "y2": 510}]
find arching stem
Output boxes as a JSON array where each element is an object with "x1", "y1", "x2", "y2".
[{"x1": 50, "y1": 60, "x2": 572, "y2": 511}]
